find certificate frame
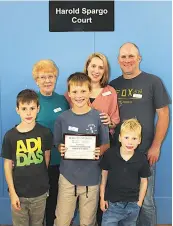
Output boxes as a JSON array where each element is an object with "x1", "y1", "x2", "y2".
[{"x1": 63, "y1": 133, "x2": 97, "y2": 160}]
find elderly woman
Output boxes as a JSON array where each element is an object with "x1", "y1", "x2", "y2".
[{"x1": 32, "y1": 60, "x2": 69, "y2": 226}]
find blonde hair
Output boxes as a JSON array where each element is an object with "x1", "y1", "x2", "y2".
[
  {"x1": 67, "y1": 72, "x2": 91, "y2": 92},
  {"x1": 84, "y1": 53, "x2": 109, "y2": 87},
  {"x1": 120, "y1": 118, "x2": 142, "y2": 138},
  {"x1": 32, "y1": 59, "x2": 58, "y2": 80}
]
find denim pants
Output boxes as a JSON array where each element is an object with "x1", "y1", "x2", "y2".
[
  {"x1": 137, "y1": 165, "x2": 156, "y2": 226},
  {"x1": 11, "y1": 192, "x2": 48, "y2": 226},
  {"x1": 102, "y1": 201, "x2": 140, "y2": 226}
]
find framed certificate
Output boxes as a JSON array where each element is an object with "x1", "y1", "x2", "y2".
[{"x1": 63, "y1": 134, "x2": 96, "y2": 160}]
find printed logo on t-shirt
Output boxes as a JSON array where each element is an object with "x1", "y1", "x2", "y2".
[
  {"x1": 16, "y1": 137, "x2": 43, "y2": 167},
  {"x1": 116, "y1": 88, "x2": 143, "y2": 105},
  {"x1": 86, "y1": 124, "x2": 97, "y2": 134}
]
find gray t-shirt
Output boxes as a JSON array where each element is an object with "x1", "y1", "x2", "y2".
[
  {"x1": 54, "y1": 108, "x2": 109, "y2": 186},
  {"x1": 110, "y1": 72, "x2": 171, "y2": 152}
]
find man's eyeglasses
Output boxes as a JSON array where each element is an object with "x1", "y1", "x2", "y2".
[{"x1": 38, "y1": 75, "x2": 55, "y2": 81}]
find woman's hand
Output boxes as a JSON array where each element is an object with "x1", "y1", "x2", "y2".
[
  {"x1": 99, "y1": 113, "x2": 111, "y2": 125},
  {"x1": 100, "y1": 112, "x2": 116, "y2": 128}
]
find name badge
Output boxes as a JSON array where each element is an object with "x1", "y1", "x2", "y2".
[
  {"x1": 102, "y1": 91, "x2": 112, "y2": 96},
  {"x1": 133, "y1": 94, "x2": 142, "y2": 98},
  {"x1": 68, "y1": 126, "x2": 79, "y2": 132},
  {"x1": 53, "y1": 107, "x2": 62, "y2": 113}
]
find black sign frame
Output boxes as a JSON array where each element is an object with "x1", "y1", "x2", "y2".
[{"x1": 49, "y1": 1, "x2": 114, "y2": 32}]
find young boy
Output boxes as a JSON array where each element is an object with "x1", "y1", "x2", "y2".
[
  {"x1": 1, "y1": 89, "x2": 53, "y2": 226},
  {"x1": 54, "y1": 72, "x2": 110, "y2": 226},
  {"x1": 100, "y1": 119, "x2": 151, "y2": 226}
]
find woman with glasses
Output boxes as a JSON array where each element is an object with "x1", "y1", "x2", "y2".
[{"x1": 32, "y1": 59, "x2": 69, "y2": 226}]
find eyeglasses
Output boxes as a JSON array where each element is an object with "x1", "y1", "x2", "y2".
[{"x1": 37, "y1": 75, "x2": 55, "y2": 82}]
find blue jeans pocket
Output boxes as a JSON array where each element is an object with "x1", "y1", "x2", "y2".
[{"x1": 134, "y1": 202, "x2": 141, "y2": 209}]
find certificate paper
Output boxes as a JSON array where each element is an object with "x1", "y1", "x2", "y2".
[{"x1": 64, "y1": 134, "x2": 96, "y2": 160}]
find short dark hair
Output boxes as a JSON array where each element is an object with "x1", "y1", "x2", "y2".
[
  {"x1": 67, "y1": 72, "x2": 92, "y2": 91},
  {"x1": 16, "y1": 89, "x2": 39, "y2": 108}
]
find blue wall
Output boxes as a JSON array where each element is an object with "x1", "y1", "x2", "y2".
[{"x1": 0, "y1": 1, "x2": 172, "y2": 224}]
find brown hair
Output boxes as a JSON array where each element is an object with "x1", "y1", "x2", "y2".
[
  {"x1": 84, "y1": 53, "x2": 110, "y2": 87},
  {"x1": 67, "y1": 72, "x2": 91, "y2": 91},
  {"x1": 16, "y1": 89, "x2": 39, "y2": 108}
]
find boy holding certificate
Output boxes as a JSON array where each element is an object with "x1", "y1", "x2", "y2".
[{"x1": 54, "y1": 72, "x2": 110, "y2": 226}]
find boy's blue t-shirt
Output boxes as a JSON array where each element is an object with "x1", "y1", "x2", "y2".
[
  {"x1": 36, "y1": 92, "x2": 69, "y2": 165},
  {"x1": 54, "y1": 108, "x2": 109, "y2": 186}
]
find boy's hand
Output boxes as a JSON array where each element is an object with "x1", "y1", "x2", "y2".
[
  {"x1": 100, "y1": 199, "x2": 108, "y2": 212},
  {"x1": 58, "y1": 144, "x2": 66, "y2": 156},
  {"x1": 137, "y1": 201, "x2": 142, "y2": 207},
  {"x1": 11, "y1": 192, "x2": 21, "y2": 211},
  {"x1": 94, "y1": 147, "x2": 100, "y2": 160}
]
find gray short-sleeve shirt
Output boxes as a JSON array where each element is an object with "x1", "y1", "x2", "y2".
[
  {"x1": 110, "y1": 72, "x2": 171, "y2": 152},
  {"x1": 54, "y1": 108, "x2": 109, "y2": 186}
]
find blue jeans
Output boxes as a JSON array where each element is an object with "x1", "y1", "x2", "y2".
[
  {"x1": 137, "y1": 165, "x2": 156, "y2": 226},
  {"x1": 102, "y1": 201, "x2": 140, "y2": 226}
]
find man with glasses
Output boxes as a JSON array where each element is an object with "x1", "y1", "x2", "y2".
[{"x1": 32, "y1": 59, "x2": 69, "y2": 226}]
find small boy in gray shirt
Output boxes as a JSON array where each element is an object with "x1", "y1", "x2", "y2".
[{"x1": 54, "y1": 72, "x2": 110, "y2": 226}]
